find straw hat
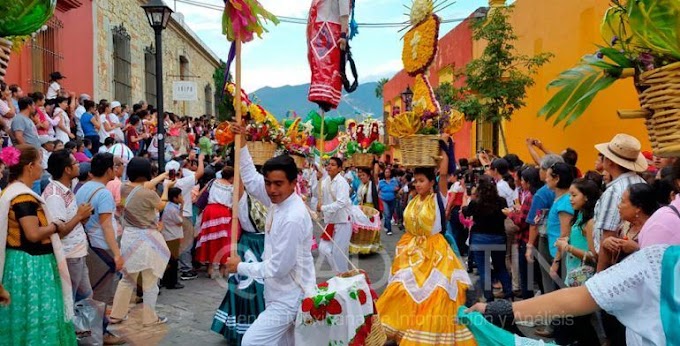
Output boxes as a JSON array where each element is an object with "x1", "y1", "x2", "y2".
[{"x1": 595, "y1": 134, "x2": 648, "y2": 172}]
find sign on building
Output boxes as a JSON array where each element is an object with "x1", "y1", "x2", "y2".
[{"x1": 173, "y1": 81, "x2": 198, "y2": 101}]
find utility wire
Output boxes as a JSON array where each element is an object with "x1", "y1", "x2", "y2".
[{"x1": 174, "y1": 0, "x2": 472, "y2": 27}]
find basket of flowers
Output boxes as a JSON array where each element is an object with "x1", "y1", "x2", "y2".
[
  {"x1": 539, "y1": 0, "x2": 680, "y2": 156},
  {"x1": 345, "y1": 119, "x2": 386, "y2": 168}
]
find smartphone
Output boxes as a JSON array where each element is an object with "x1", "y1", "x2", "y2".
[{"x1": 169, "y1": 169, "x2": 176, "y2": 180}]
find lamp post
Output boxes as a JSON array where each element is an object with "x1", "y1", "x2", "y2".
[
  {"x1": 142, "y1": 0, "x2": 173, "y2": 171},
  {"x1": 401, "y1": 86, "x2": 413, "y2": 112}
]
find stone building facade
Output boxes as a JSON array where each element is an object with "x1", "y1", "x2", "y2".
[{"x1": 94, "y1": 0, "x2": 220, "y2": 117}]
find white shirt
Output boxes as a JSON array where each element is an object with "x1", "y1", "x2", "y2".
[
  {"x1": 496, "y1": 179, "x2": 517, "y2": 208},
  {"x1": 43, "y1": 180, "x2": 88, "y2": 258},
  {"x1": 108, "y1": 113, "x2": 125, "y2": 142},
  {"x1": 320, "y1": 172, "x2": 351, "y2": 224},
  {"x1": 174, "y1": 173, "x2": 196, "y2": 217},
  {"x1": 46, "y1": 81, "x2": 60, "y2": 100},
  {"x1": 237, "y1": 147, "x2": 316, "y2": 306},
  {"x1": 585, "y1": 244, "x2": 669, "y2": 346},
  {"x1": 98, "y1": 114, "x2": 112, "y2": 143},
  {"x1": 316, "y1": 0, "x2": 350, "y2": 22},
  {"x1": 40, "y1": 148, "x2": 51, "y2": 169},
  {"x1": 74, "y1": 105, "x2": 85, "y2": 138}
]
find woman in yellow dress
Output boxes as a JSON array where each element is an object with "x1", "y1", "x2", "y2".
[{"x1": 377, "y1": 137, "x2": 476, "y2": 345}]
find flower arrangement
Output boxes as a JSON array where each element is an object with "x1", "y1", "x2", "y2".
[
  {"x1": 225, "y1": 82, "x2": 286, "y2": 145},
  {"x1": 539, "y1": 0, "x2": 680, "y2": 127},
  {"x1": 402, "y1": 14, "x2": 440, "y2": 76},
  {"x1": 346, "y1": 119, "x2": 387, "y2": 157}
]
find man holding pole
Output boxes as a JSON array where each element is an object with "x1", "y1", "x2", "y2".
[
  {"x1": 225, "y1": 127, "x2": 316, "y2": 346},
  {"x1": 318, "y1": 157, "x2": 352, "y2": 274}
]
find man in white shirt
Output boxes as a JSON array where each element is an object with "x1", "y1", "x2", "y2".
[
  {"x1": 318, "y1": 157, "x2": 352, "y2": 274},
  {"x1": 74, "y1": 94, "x2": 90, "y2": 139},
  {"x1": 108, "y1": 101, "x2": 125, "y2": 142},
  {"x1": 226, "y1": 141, "x2": 316, "y2": 346}
]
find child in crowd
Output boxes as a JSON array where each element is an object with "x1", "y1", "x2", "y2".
[
  {"x1": 161, "y1": 187, "x2": 185, "y2": 289},
  {"x1": 83, "y1": 138, "x2": 94, "y2": 158},
  {"x1": 74, "y1": 140, "x2": 91, "y2": 163}
]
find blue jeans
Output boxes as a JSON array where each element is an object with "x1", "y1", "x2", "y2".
[
  {"x1": 382, "y1": 199, "x2": 396, "y2": 232},
  {"x1": 470, "y1": 233, "x2": 512, "y2": 301}
]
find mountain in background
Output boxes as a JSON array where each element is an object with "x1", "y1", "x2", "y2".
[{"x1": 249, "y1": 81, "x2": 383, "y2": 121}]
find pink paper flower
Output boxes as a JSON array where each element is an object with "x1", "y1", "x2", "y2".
[{"x1": 0, "y1": 147, "x2": 21, "y2": 167}]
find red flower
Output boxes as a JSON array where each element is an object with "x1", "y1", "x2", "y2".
[
  {"x1": 327, "y1": 299, "x2": 342, "y2": 315},
  {"x1": 301, "y1": 298, "x2": 314, "y2": 312},
  {"x1": 358, "y1": 290, "x2": 367, "y2": 305},
  {"x1": 317, "y1": 282, "x2": 329, "y2": 289},
  {"x1": 310, "y1": 304, "x2": 327, "y2": 321}
]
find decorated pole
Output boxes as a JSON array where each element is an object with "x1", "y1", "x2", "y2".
[
  {"x1": 221, "y1": 0, "x2": 279, "y2": 258},
  {"x1": 230, "y1": 40, "x2": 242, "y2": 258}
]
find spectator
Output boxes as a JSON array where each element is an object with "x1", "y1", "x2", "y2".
[
  {"x1": 546, "y1": 162, "x2": 575, "y2": 276},
  {"x1": 378, "y1": 167, "x2": 399, "y2": 235},
  {"x1": 46, "y1": 71, "x2": 65, "y2": 100},
  {"x1": 30, "y1": 92, "x2": 50, "y2": 138},
  {"x1": 110, "y1": 157, "x2": 171, "y2": 326},
  {"x1": 593, "y1": 134, "x2": 647, "y2": 257},
  {"x1": 463, "y1": 175, "x2": 513, "y2": 301},
  {"x1": 53, "y1": 97, "x2": 74, "y2": 143},
  {"x1": 11, "y1": 97, "x2": 40, "y2": 149},
  {"x1": 489, "y1": 158, "x2": 517, "y2": 208},
  {"x1": 108, "y1": 101, "x2": 125, "y2": 143},
  {"x1": 74, "y1": 162, "x2": 91, "y2": 194},
  {"x1": 98, "y1": 102, "x2": 114, "y2": 145},
  {"x1": 0, "y1": 145, "x2": 76, "y2": 344},
  {"x1": 161, "y1": 187, "x2": 185, "y2": 289},
  {"x1": 639, "y1": 159, "x2": 680, "y2": 248},
  {"x1": 80, "y1": 100, "x2": 101, "y2": 154},
  {"x1": 0, "y1": 82, "x2": 16, "y2": 131},
  {"x1": 8, "y1": 84, "x2": 23, "y2": 113},
  {"x1": 75, "y1": 153, "x2": 123, "y2": 305},
  {"x1": 74, "y1": 94, "x2": 91, "y2": 139},
  {"x1": 74, "y1": 140, "x2": 91, "y2": 163},
  {"x1": 99, "y1": 137, "x2": 115, "y2": 154}
]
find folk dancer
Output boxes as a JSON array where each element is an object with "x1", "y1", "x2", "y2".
[
  {"x1": 225, "y1": 136, "x2": 316, "y2": 346},
  {"x1": 318, "y1": 157, "x2": 352, "y2": 274}
]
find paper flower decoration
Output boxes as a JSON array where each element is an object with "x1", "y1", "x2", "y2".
[
  {"x1": 0, "y1": 146, "x2": 20, "y2": 166},
  {"x1": 222, "y1": 0, "x2": 279, "y2": 43},
  {"x1": 402, "y1": 14, "x2": 439, "y2": 76}
]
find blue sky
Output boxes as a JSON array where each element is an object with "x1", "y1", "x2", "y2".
[{"x1": 176, "y1": 0, "x2": 489, "y2": 91}]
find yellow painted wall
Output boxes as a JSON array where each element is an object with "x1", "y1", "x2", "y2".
[{"x1": 500, "y1": 0, "x2": 648, "y2": 171}]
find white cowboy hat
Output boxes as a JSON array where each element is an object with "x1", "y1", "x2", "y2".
[{"x1": 594, "y1": 133, "x2": 648, "y2": 172}]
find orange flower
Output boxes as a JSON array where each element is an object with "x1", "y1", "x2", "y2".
[{"x1": 402, "y1": 15, "x2": 440, "y2": 76}]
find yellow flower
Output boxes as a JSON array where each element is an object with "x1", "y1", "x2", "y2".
[
  {"x1": 402, "y1": 15, "x2": 440, "y2": 76},
  {"x1": 412, "y1": 74, "x2": 441, "y2": 115},
  {"x1": 410, "y1": 0, "x2": 434, "y2": 25}
]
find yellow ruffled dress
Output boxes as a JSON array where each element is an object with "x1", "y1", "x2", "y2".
[{"x1": 376, "y1": 193, "x2": 476, "y2": 345}]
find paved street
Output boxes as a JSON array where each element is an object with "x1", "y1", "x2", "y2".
[{"x1": 109, "y1": 225, "x2": 406, "y2": 345}]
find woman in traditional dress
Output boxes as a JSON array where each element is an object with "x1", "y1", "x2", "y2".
[
  {"x1": 211, "y1": 189, "x2": 268, "y2": 345},
  {"x1": 376, "y1": 137, "x2": 476, "y2": 345},
  {"x1": 0, "y1": 145, "x2": 76, "y2": 344},
  {"x1": 195, "y1": 166, "x2": 238, "y2": 278}
]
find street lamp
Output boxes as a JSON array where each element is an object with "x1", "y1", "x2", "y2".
[
  {"x1": 401, "y1": 86, "x2": 413, "y2": 112},
  {"x1": 142, "y1": 0, "x2": 173, "y2": 171}
]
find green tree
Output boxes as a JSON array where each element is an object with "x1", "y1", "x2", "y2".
[
  {"x1": 451, "y1": 6, "x2": 552, "y2": 153},
  {"x1": 374, "y1": 77, "x2": 389, "y2": 99},
  {"x1": 213, "y1": 61, "x2": 234, "y2": 122}
]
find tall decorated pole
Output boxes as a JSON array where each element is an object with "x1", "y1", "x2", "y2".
[{"x1": 222, "y1": 0, "x2": 278, "y2": 258}]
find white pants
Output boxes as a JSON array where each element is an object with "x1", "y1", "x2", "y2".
[
  {"x1": 110, "y1": 269, "x2": 159, "y2": 324},
  {"x1": 319, "y1": 222, "x2": 351, "y2": 274},
  {"x1": 242, "y1": 300, "x2": 297, "y2": 346}
]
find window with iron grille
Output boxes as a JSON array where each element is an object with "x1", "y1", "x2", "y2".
[
  {"x1": 144, "y1": 45, "x2": 157, "y2": 106},
  {"x1": 112, "y1": 25, "x2": 131, "y2": 105},
  {"x1": 30, "y1": 17, "x2": 63, "y2": 93},
  {"x1": 204, "y1": 84, "x2": 212, "y2": 116}
]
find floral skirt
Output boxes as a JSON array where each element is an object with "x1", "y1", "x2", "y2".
[
  {"x1": 376, "y1": 233, "x2": 476, "y2": 345},
  {"x1": 0, "y1": 249, "x2": 76, "y2": 346},
  {"x1": 196, "y1": 203, "x2": 238, "y2": 264},
  {"x1": 211, "y1": 232, "x2": 266, "y2": 345}
]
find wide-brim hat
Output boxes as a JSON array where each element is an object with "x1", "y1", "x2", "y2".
[
  {"x1": 49, "y1": 71, "x2": 66, "y2": 80},
  {"x1": 595, "y1": 133, "x2": 648, "y2": 172}
]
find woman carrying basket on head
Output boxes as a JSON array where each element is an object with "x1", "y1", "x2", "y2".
[
  {"x1": 376, "y1": 135, "x2": 476, "y2": 345},
  {"x1": 348, "y1": 162, "x2": 383, "y2": 255}
]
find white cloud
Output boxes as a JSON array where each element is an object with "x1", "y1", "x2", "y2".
[{"x1": 241, "y1": 61, "x2": 311, "y2": 91}]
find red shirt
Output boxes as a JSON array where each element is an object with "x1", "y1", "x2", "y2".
[{"x1": 127, "y1": 127, "x2": 140, "y2": 150}]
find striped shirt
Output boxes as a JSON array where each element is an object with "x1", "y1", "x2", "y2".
[{"x1": 593, "y1": 171, "x2": 646, "y2": 252}]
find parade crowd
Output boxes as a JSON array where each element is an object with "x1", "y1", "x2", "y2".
[{"x1": 0, "y1": 73, "x2": 679, "y2": 346}]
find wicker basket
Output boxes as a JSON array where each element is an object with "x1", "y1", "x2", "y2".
[
  {"x1": 400, "y1": 135, "x2": 440, "y2": 167},
  {"x1": 247, "y1": 141, "x2": 277, "y2": 165},
  {"x1": 0, "y1": 38, "x2": 12, "y2": 82},
  {"x1": 351, "y1": 153, "x2": 374, "y2": 168},
  {"x1": 618, "y1": 62, "x2": 680, "y2": 157}
]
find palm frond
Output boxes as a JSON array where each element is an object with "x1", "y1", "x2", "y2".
[{"x1": 539, "y1": 54, "x2": 625, "y2": 127}]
